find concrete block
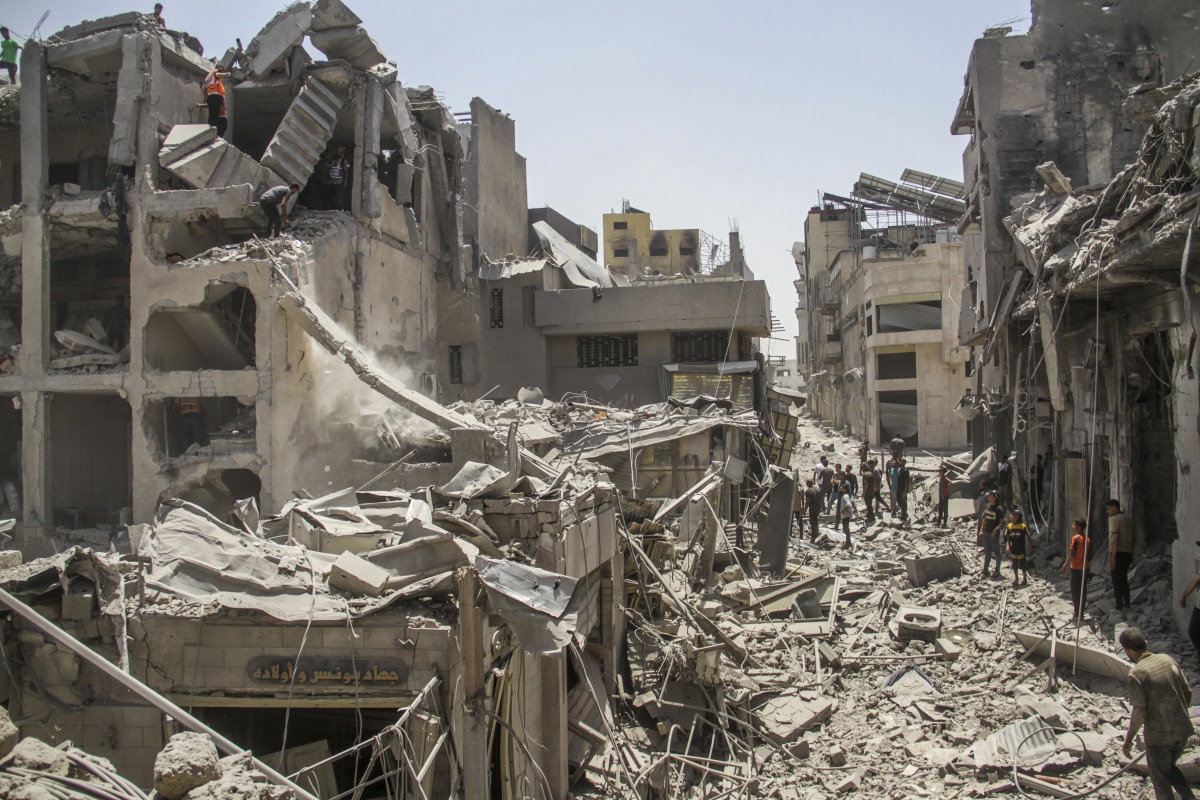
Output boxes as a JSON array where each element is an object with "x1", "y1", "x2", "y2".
[
  {"x1": 328, "y1": 552, "x2": 389, "y2": 597},
  {"x1": 0, "y1": 550, "x2": 21, "y2": 569},
  {"x1": 61, "y1": 589, "x2": 95, "y2": 620},
  {"x1": 896, "y1": 606, "x2": 942, "y2": 642},
  {"x1": 244, "y1": 3, "x2": 313, "y2": 78},
  {"x1": 311, "y1": 0, "x2": 362, "y2": 30},
  {"x1": 308, "y1": 26, "x2": 386, "y2": 70},
  {"x1": 934, "y1": 637, "x2": 962, "y2": 661},
  {"x1": 904, "y1": 554, "x2": 962, "y2": 587},
  {"x1": 0, "y1": 706, "x2": 16, "y2": 757},
  {"x1": 829, "y1": 744, "x2": 847, "y2": 766}
]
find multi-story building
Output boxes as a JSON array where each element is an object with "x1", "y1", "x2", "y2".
[
  {"x1": 602, "y1": 201, "x2": 700, "y2": 278},
  {"x1": 800, "y1": 173, "x2": 967, "y2": 449},
  {"x1": 949, "y1": 0, "x2": 1199, "y2": 617}
]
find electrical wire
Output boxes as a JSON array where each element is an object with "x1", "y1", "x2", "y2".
[
  {"x1": 276, "y1": 547, "x2": 319, "y2": 767},
  {"x1": 1012, "y1": 724, "x2": 1144, "y2": 799}
]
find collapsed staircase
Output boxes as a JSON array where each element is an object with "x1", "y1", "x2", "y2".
[{"x1": 260, "y1": 77, "x2": 348, "y2": 188}]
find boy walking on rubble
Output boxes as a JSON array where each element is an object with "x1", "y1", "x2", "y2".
[
  {"x1": 1060, "y1": 517, "x2": 1092, "y2": 621},
  {"x1": 977, "y1": 491, "x2": 1004, "y2": 578},
  {"x1": 1005, "y1": 508, "x2": 1031, "y2": 587},
  {"x1": 893, "y1": 458, "x2": 911, "y2": 522}
]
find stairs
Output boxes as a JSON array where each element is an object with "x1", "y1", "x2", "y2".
[{"x1": 260, "y1": 77, "x2": 348, "y2": 188}]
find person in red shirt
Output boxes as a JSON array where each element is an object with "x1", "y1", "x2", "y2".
[
  {"x1": 1059, "y1": 517, "x2": 1092, "y2": 621},
  {"x1": 935, "y1": 465, "x2": 950, "y2": 527}
]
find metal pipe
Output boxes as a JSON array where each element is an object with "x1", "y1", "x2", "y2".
[{"x1": 0, "y1": 586, "x2": 321, "y2": 800}]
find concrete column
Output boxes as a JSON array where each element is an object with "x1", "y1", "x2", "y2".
[
  {"x1": 19, "y1": 41, "x2": 48, "y2": 376},
  {"x1": 539, "y1": 653, "x2": 568, "y2": 800},
  {"x1": 456, "y1": 568, "x2": 488, "y2": 800},
  {"x1": 19, "y1": 391, "x2": 51, "y2": 556}
]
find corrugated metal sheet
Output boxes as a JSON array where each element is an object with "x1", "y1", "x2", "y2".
[
  {"x1": 478, "y1": 258, "x2": 547, "y2": 281},
  {"x1": 970, "y1": 715, "x2": 1058, "y2": 770},
  {"x1": 878, "y1": 303, "x2": 942, "y2": 332}
]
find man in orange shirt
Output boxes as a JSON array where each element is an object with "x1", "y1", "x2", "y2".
[
  {"x1": 202, "y1": 65, "x2": 231, "y2": 137},
  {"x1": 1059, "y1": 517, "x2": 1092, "y2": 622}
]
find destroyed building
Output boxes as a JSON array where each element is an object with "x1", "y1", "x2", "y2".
[
  {"x1": 949, "y1": 0, "x2": 1200, "y2": 600},
  {"x1": 450, "y1": 213, "x2": 772, "y2": 408},
  {"x1": 798, "y1": 173, "x2": 969, "y2": 449}
]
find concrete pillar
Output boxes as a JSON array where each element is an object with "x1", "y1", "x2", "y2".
[
  {"x1": 456, "y1": 568, "x2": 488, "y2": 800},
  {"x1": 19, "y1": 41, "x2": 48, "y2": 376},
  {"x1": 19, "y1": 391, "x2": 51, "y2": 556},
  {"x1": 539, "y1": 653, "x2": 568, "y2": 800}
]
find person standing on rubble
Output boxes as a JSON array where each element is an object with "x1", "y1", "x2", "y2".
[
  {"x1": 977, "y1": 490, "x2": 1004, "y2": 578},
  {"x1": 792, "y1": 469, "x2": 807, "y2": 541},
  {"x1": 935, "y1": 465, "x2": 950, "y2": 527},
  {"x1": 996, "y1": 451, "x2": 1013, "y2": 507},
  {"x1": 1060, "y1": 518, "x2": 1092, "y2": 621},
  {"x1": 151, "y1": 4, "x2": 166, "y2": 26},
  {"x1": 857, "y1": 439, "x2": 869, "y2": 465},
  {"x1": 0, "y1": 28, "x2": 20, "y2": 86},
  {"x1": 837, "y1": 484, "x2": 853, "y2": 548},
  {"x1": 804, "y1": 479, "x2": 823, "y2": 543},
  {"x1": 202, "y1": 64, "x2": 231, "y2": 137},
  {"x1": 1177, "y1": 546, "x2": 1200, "y2": 660},
  {"x1": 818, "y1": 457, "x2": 834, "y2": 513},
  {"x1": 868, "y1": 459, "x2": 885, "y2": 517},
  {"x1": 259, "y1": 183, "x2": 299, "y2": 238},
  {"x1": 319, "y1": 145, "x2": 348, "y2": 211},
  {"x1": 843, "y1": 464, "x2": 858, "y2": 515},
  {"x1": 829, "y1": 463, "x2": 844, "y2": 513},
  {"x1": 1108, "y1": 498, "x2": 1135, "y2": 613},
  {"x1": 1119, "y1": 627, "x2": 1196, "y2": 800},
  {"x1": 1005, "y1": 508, "x2": 1031, "y2": 587},
  {"x1": 894, "y1": 458, "x2": 912, "y2": 522},
  {"x1": 861, "y1": 461, "x2": 876, "y2": 525}
]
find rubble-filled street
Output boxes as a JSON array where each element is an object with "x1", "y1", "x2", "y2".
[{"x1": 0, "y1": 0, "x2": 1198, "y2": 798}]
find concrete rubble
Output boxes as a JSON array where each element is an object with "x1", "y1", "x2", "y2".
[{"x1": 0, "y1": 0, "x2": 1197, "y2": 799}]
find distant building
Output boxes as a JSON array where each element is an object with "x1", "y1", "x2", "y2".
[
  {"x1": 603, "y1": 201, "x2": 699, "y2": 278},
  {"x1": 800, "y1": 174, "x2": 967, "y2": 449}
]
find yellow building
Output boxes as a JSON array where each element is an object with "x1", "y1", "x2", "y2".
[{"x1": 603, "y1": 203, "x2": 700, "y2": 278}]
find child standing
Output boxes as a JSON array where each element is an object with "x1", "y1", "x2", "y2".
[
  {"x1": 1006, "y1": 509, "x2": 1031, "y2": 586},
  {"x1": 1059, "y1": 518, "x2": 1091, "y2": 621}
]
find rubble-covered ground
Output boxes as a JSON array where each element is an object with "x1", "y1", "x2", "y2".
[{"x1": 577, "y1": 410, "x2": 1200, "y2": 799}]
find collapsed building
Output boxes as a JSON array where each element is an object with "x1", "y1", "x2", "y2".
[{"x1": 949, "y1": 0, "x2": 1200, "y2": 605}]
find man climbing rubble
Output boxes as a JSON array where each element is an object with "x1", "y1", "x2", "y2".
[
  {"x1": 1120, "y1": 627, "x2": 1196, "y2": 800},
  {"x1": 201, "y1": 64, "x2": 231, "y2": 137},
  {"x1": 259, "y1": 183, "x2": 299, "y2": 238}
]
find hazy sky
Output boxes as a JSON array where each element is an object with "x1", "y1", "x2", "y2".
[{"x1": 5, "y1": 1, "x2": 1032, "y2": 359}]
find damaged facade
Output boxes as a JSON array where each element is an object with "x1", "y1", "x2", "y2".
[
  {"x1": 950, "y1": 0, "x2": 1200, "y2": 614},
  {"x1": 798, "y1": 172, "x2": 969, "y2": 449}
]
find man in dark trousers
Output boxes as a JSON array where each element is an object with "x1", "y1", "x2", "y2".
[
  {"x1": 259, "y1": 184, "x2": 299, "y2": 238},
  {"x1": 996, "y1": 451, "x2": 1013, "y2": 507},
  {"x1": 804, "y1": 479, "x2": 823, "y2": 543},
  {"x1": 894, "y1": 458, "x2": 911, "y2": 522},
  {"x1": 319, "y1": 145, "x2": 348, "y2": 210},
  {"x1": 977, "y1": 491, "x2": 1005, "y2": 578},
  {"x1": 1107, "y1": 498, "x2": 1135, "y2": 612},
  {"x1": 1178, "y1": 544, "x2": 1200, "y2": 660},
  {"x1": 861, "y1": 462, "x2": 876, "y2": 525},
  {"x1": 1060, "y1": 518, "x2": 1092, "y2": 622},
  {"x1": 1120, "y1": 627, "x2": 1195, "y2": 800},
  {"x1": 935, "y1": 465, "x2": 950, "y2": 527}
]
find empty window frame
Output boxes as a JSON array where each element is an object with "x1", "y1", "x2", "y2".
[
  {"x1": 672, "y1": 331, "x2": 731, "y2": 363},
  {"x1": 612, "y1": 221, "x2": 628, "y2": 230},
  {"x1": 448, "y1": 345, "x2": 463, "y2": 384},
  {"x1": 876, "y1": 300, "x2": 941, "y2": 333},
  {"x1": 876, "y1": 351, "x2": 917, "y2": 380},
  {"x1": 649, "y1": 244, "x2": 669, "y2": 257},
  {"x1": 613, "y1": 247, "x2": 629, "y2": 258},
  {"x1": 489, "y1": 288, "x2": 504, "y2": 329},
  {"x1": 522, "y1": 285, "x2": 536, "y2": 327},
  {"x1": 679, "y1": 245, "x2": 696, "y2": 256},
  {"x1": 577, "y1": 335, "x2": 637, "y2": 368}
]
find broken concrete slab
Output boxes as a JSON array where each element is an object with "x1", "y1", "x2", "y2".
[
  {"x1": 904, "y1": 553, "x2": 962, "y2": 587},
  {"x1": 328, "y1": 550, "x2": 390, "y2": 597},
  {"x1": 895, "y1": 605, "x2": 942, "y2": 642},
  {"x1": 1036, "y1": 161, "x2": 1074, "y2": 196},
  {"x1": 154, "y1": 732, "x2": 221, "y2": 799},
  {"x1": 1011, "y1": 630, "x2": 1131, "y2": 681},
  {"x1": 755, "y1": 695, "x2": 835, "y2": 745},
  {"x1": 308, "y1": 26, "x2": 386, "y2": 70},
  {"x1": 261, "y1": 77, "x2": 349, "y2": 187},
  {"x1": 310, "y1": 0, "x2": 362, "y2": 30},
  {"x1": 159, "y1": 125, "x2": 284, "y2": 195},
  {"x1": 244, "y1": 2, "x2": 314, "y2": 78}
]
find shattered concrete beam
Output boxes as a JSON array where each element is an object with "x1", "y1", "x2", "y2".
[
  {"x1": 275, "y1": 278, "x2": 555, "y2": 479},
  {"x1": 244, "y1": 2, "x2": 313, "y2": 78}
]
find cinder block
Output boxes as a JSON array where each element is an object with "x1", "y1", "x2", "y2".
[{"x1": 328, "y1": 552, "x2": 390, "y2": 597}]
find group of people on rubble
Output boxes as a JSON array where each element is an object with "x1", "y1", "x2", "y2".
[
  {"x1": 791, "y1": 436, "x2": 919, "y2": 550},
  {"x1": 197, "y1": 50, "x2": 350, "y2": 240}
]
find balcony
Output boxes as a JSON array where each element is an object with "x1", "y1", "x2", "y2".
[{"x1": 821, "y1": 334, "x2": 843, "y2": 363}]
